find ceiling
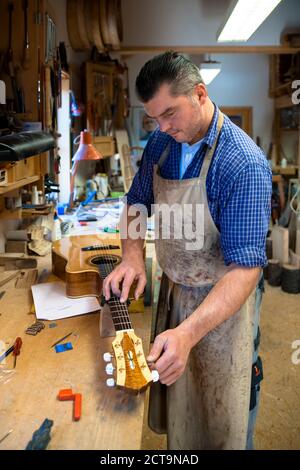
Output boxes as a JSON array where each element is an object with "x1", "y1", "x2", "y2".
[{"x1": 121, "y1": 0, "x2": 300, "y2": 47}]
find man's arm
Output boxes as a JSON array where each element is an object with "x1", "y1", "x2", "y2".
[
  {"x1": 103, "y1": 204, "x2": 147, "y2": 302},
  {"x1": 147, "y1": 265, "x2": 261, "y2": 385}
]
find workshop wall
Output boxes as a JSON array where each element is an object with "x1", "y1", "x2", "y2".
[
  {"x1": 125, "y1": 53, "x2": 273, "y2": 154},
  {"x1": 121, "y1": 0, "x2": 300, "y2": 153}
]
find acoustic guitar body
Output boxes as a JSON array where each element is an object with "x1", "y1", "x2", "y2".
[{"x1": 52, "y1": 234, "x2": 121, "y2": 298}]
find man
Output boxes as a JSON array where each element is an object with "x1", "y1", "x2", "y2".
[{"x1": 103, "y1": 51, "x2": 271, "y2": 450}]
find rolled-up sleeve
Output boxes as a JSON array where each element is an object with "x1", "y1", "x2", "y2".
[{"x1": 220, "y1": 163, "x2": 272, "y2": 267}]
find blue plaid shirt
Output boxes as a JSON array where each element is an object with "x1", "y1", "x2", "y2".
[{"x1": 126, "y1": 105, "x2": 272, "y2": 267}]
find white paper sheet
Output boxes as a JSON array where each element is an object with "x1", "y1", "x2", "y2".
[{"x1": 31, "y1": 281, "x2": 100, "y2": 320}]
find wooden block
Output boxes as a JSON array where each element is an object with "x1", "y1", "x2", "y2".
[
  {"x1": 4, "y1": 258, "x2": 37, "y2": 270},
  {"x1": 5, "y1": 230, "x2": 28, "y2": 241},
  {"x1": 15, "y1": 269, "x2": 38, "y2": 288},
  {"x1": 5, "y1": 240, "x2": 27, "y2": 254},
  {"x1": 0, "y1": 254, "x2": 27, "y2": 265},
  {"x1": 271, "y1": 226, "x2": 289, "y2": 264}
]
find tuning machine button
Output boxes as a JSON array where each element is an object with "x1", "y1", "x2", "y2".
[
  {"x1": 106, "y1": 378, "x2": 116, "y2": 388},
  {"x1": 105, "y1": 363, "x2": 114, "y2": 375},
  {"x1": 151, "y1": 370, "x2": 159, "y2": 383},
  {"x1": 103, "y1": 352, "x2": 113, "y2": 362}
]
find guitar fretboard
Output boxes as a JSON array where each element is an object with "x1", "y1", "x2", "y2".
[{"x1": 98, "y1": 256, "x2": 132, "y2": 332}]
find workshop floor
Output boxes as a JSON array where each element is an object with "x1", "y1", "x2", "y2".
[{"x1": 141, "y1": 284, "x2": 300, "y2": 450}]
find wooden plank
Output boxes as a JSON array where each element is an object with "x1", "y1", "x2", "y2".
[
  {"x1": 4, "y1": 259, "x2": 37, "y2": 270},
  {"x1": 15, "y1": 269, "x2": 38, "y2": 288},
  {"x1": 5, "y1": 241, "x2": 27, "y2": 254},
  {"x1": 115, "y1": 130, "x2": 136, "y2": 192},
  {"x1": 0, "y1": 175, "x2": 40, "y2": 195},
  {"x1": 0, "y1": 270, "x2": 22, "y2": 287},
  {"x1": 120, "y1": 45, "x2": 300, "y2": 55},
  {"x1": 272, "y1": 166, "x2": 299, "y2": 175},
  {"x1": 296, "y1": 229, "x2": 300, "y2": 256}
]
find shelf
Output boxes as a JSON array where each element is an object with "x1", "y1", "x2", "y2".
[
  {"x1": 0, "y1": 207, "x2": 22, "y2": 220},
  {"x1": 272, "y1": 165, "x2": 299, "y2": 175},
  {"x1": 0, "y1": 175, "x2": 41, "y2": 195},
  {"x1": 280, "y1": 128, "x2": 299, "y2": 132}
]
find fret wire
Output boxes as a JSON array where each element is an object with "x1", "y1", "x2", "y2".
[
  {"x1": 109, "y1": 311, "x2": 132, "y2": 323},
  {"x1": 108, "y1": 301, "x2": 131, "y2": 313},
  {"x1": 112, "y1": 315, "x2": 129, "y2": 323}
]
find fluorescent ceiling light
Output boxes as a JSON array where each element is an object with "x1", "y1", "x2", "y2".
[
  {"x1": 199, "y1": 61, "x2": 221, "y2": 85},
  {"x1": 217, "y1": 0, "x2": 282, "y2": 42}
]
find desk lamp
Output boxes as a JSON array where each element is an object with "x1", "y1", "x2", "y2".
[{"x1": 69, "y1": 130, "x2": 103, "y2": 207}]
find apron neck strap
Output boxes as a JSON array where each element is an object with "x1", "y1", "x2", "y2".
[
  {"x1": 157, "y1": 142, "x2": 171, "y2": 171},
  {"x1": 199, "y1": 111, "x2": 224, "y2": 179}
]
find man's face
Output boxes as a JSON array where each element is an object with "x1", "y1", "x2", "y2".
[{"x1": 144, "y1": 83, "x2": 206, "y2": 144}]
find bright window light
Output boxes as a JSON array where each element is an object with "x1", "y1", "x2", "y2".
[
  {"x1": 199, "y1": 62, "x2": 221, "y2": 85},
  {"x1": 217, "y1": 0, "x2": 282, "y2": 42}
]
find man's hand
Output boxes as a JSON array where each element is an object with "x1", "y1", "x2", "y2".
[
  {"x1": 102, "y1": 257, "x2": 146, "y2": 303},
  {"x1": 147, "y1": 328, "x2": 192, "y2": 386}
]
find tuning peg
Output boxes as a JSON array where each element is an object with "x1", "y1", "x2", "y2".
[
  {"x1": 151, "y1": 370, "x2": 160, "y2": 382},
  {"x1": 106, "y1": 378, "x2": 116, "y2": 388},
  {"x1": 105, "y1": 363, "x2": 114, "y2": 375},
  {"x1": 103, "y1": 352, "x2": 113, "y2": 362}
]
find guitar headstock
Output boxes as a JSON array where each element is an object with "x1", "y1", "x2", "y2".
[{"x1": 104, "y1": 330, "x2": 159, "y2": 393}]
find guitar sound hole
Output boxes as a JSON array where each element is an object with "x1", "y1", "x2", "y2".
[{"x1": 90, "y1": 255, "x2": 120, "y2": 267}]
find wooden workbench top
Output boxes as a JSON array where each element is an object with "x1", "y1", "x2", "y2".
[{"x1": 0, "y1": 257, "x2": 152, "y2": 450}]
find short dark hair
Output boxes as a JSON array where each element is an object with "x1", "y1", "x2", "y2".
[{"x1": 135, "y1": 51, "x2": 203, "y2": 103}]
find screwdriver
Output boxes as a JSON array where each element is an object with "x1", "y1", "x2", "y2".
[
  {"x1": 12, "y1": 337, "x2": 22, "y2": 368},
  {"x1": 0, "y1": 337, "x2": 22, "y2": 365}
]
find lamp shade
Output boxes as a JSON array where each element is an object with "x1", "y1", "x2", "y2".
[
  {"x1": 199, "y1": 61, "x2": 221, "y2": 85},
  {"x1": 73, "y1": 130, "x2": 103, "y2": 161}
]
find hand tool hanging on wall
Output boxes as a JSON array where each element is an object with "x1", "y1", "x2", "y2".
[
  {"x1": 44, "y1": 65, "x2": 52, "y2": 129},
  {"x1": 35, "y1": 0, "x2": 42, "y2": 121},
  {"x1": 6, "y1": 2, "x2": 20, "y2": 112},
  {"x1": 22, "y1": 0, "x2": 31, "y2": 70}
]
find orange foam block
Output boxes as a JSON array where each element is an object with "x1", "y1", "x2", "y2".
[
  {"x1": 57, "y1": 388, "x2": 75, "y2": 401},
  {"x1": 73, "y1": 393, "x2": 82, "y2": 421}
]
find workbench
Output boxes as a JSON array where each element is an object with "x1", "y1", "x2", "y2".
[{"x1": 0, "y1": 254, "x2": 152, "y2": 450}]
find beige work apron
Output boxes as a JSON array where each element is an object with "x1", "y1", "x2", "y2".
[{"x1": 149, "y1": 111, "x2": 256, "y2": 450}]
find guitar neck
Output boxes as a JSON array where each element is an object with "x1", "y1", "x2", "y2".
[
  {"x1": 107, "y1": 296, "x2": 132, "y2": 332},
  {"x1": 98, "y1": 260, "x2": 132, "y2": 332}
]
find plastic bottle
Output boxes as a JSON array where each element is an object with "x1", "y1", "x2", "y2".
[
  {"x1": 280, "y1": 157, "x2": 287, "y2": 168},
  {"x1": 51, "y1": 211, "x2": 62, "y2": 242},
  {"x1": 31, "y1": 185, "x2": 39, "y2": 205}
]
